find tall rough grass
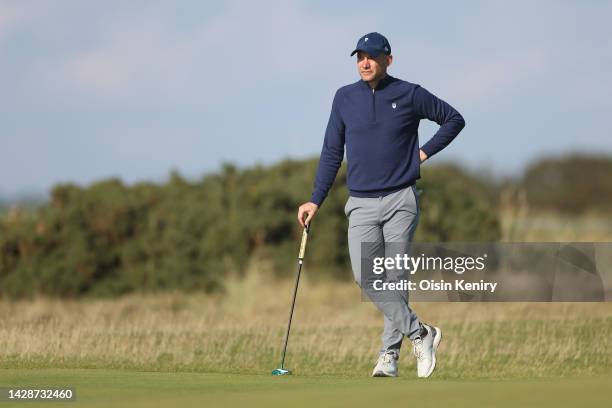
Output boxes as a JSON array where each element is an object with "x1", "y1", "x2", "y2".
[
  {"x1": 499, "y1": 187, "x2": 612, "y2": 241},
  {"x1": 1, "y1": 207, "x2": 611, "y2": 378},
  {"x1": 1, "y1": 268, "x2": 611, "y2": 378}
]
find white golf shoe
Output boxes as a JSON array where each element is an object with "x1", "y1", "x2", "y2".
[
  {"x1": 412, "y1": 324, "x2": 442, "y2": 378},
  {"x1": 371, "y1": 351, "x2": 398, "y2": 377}
]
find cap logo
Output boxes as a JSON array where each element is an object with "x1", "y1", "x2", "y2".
[
  {"x1": 384, "y1": 46, "x2": 389, "y2": 51},
  {"x1": 364, "y1": 37, "x2": 369, "y2": 42},
  {"x1": 392, "y1": 102, "x2": 397, "y2": 109}
]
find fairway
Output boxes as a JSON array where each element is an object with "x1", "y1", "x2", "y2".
[{"x1": 1, "y1": 369, "x2": 611, "y2": 408}]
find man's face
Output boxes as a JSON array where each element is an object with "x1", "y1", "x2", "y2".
[{"x1": 356, "y1": 51, "x2": 392, "y2": 82}]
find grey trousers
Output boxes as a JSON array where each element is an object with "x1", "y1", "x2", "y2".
[{"x1": 344, "y1": 185, "x2": 422, "y2": 356}]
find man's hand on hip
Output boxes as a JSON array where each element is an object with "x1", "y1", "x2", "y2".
[
  {"x1": 297, "y1": 202, "x2": 319, "y2": 227},
  {"x1": 419, "y1": 149, "x2": 428, "y2": 163}
]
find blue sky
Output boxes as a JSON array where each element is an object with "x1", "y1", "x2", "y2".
[{"x1": 1, "y1": 0, "x2": 611, "y2": 197}]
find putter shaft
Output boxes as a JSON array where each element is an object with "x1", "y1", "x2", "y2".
[{"x1": 278, "y1": 224, "x2": 309, "y2": 371}]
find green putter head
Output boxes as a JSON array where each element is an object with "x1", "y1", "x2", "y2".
[{"x1": 272, "y1": 368, "x2": 292, "y2": 376}]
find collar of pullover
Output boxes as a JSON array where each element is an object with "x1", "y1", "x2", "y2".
[{"x1": 361, "y1": 74, "x2": 394, "y2": 91}]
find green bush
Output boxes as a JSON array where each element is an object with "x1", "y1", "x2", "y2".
[
  {"x1": 521, "y1": 154, "x2": 612, "y2": 214},
  {"x1": 0, "y1": 159, "x2": 500, "y2": 298},
  {"x1": 416, "y1": 164, "x2": 500, "y2": 242}
]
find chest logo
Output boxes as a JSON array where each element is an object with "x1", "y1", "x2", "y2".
[{"x1": 392, "y1": 102, "x2": 397, "y2": 109}]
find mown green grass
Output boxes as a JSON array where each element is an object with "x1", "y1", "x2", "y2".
[{"x1": 1, "y1": 369, "x2": 611, "y2": 408}]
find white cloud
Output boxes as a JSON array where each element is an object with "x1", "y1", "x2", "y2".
[
  {"x1": 0, "y1": 3, "x2": 19, "y2": 39},
  {"x1": 9, "y1": 0, "x2": 612, "y2": 111},
  {"x1": 444, "y1": 51, "x2": 549, "y2": 106},
  {"x1": 63, "y1": 17, "x2": 184, "y2": 94},
  {"x1": 55, "y1": 0, "x2": 370, "y2": 108},
  {"x1": 390, "y1": 1, "x2": 611, "y2": 108},
  {"x1": 0, "y1": 2, "x2": 38, "y2": 42}
]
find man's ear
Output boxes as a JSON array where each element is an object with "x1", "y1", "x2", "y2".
[{"x1": 387, "y1": 55, "x2": 393, "y2": 67}]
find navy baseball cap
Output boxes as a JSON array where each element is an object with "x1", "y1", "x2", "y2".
[{"x1": 350, "y1": 32, "x2": 391, "y2": 58}]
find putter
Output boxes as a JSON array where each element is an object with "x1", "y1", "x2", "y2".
[{"x1": 272, "y1": 222, "x2": 310, "y2": 376}]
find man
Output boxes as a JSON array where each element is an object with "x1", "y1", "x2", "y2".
[{"x1": 297, "y1": 32, "x2": 465, "y2": 378}]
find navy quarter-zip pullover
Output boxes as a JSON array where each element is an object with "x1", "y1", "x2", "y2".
[{"x1": 310, "y1": 75, "x2": 465, "y2": 206}]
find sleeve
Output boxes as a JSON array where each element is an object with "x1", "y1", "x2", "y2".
[
  {"x1": 412, "y1": 85, "x2": 466, "y2": 158},
  {"x1": 310, "y1": 90, "x2": 346, "y2": 206}
]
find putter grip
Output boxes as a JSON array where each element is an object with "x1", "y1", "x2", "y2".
[{"x1": 298, "y1": 226, "x2": 309, "y2": 260}]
